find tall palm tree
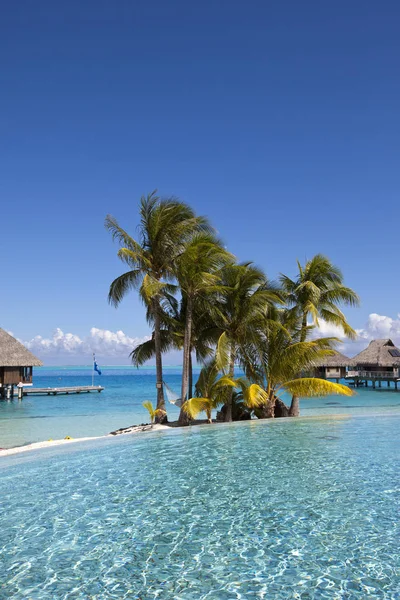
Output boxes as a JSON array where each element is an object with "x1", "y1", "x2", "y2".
[
  {"x1": 214, "y1": 263, "x2": 281, "y2": 422},
  {"x1": 105, "y1": 191, "x2": 211, "y2": 422},
  {"x1": 280, "y1": 254, "x2": 359, "y2": 416},
  {"x1": 242, "y1": 309, "x2": 354, "y2": 418},
  {"x1": 174, "y1": 233, "x2": 233, "y2": 425}
]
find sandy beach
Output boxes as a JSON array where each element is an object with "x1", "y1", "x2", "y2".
[{"x1": 0, "y1": 423, "x2": 170, "y2": 457}]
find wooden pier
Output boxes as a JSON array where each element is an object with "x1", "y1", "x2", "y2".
[
  {"x1": 22, "y1": 385, "x2": 104, "y2": 397},
  {"x1": 345, "y1": 371, "x2": 399, "y2": 390}
]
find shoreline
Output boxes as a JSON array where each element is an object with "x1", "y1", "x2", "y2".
[
  {"x1": 0, "y1": 415, "x2": 355, "y2": 458},
  {"x1": 0, "y1": 423, "x2": 170, "y2": 457}
]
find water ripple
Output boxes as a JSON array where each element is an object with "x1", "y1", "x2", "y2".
[{"x1": 0, "y1": 417, "x2": 399, "y2": 599}]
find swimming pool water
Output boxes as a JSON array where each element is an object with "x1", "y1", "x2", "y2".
[{"x1": 0, "y1": 415, "x2": 398, "y2": 598}]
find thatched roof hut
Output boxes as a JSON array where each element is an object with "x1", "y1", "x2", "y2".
[
  {"x1": 312, "y1": 350, "x2": 351, "y2": 380},
  {"x1": 351, "y1": 339, "x2": 400, "y2": 368},
  {"x1": 0, "y1": 329, "x2": 42, "y2": 391},
  {"x1": 313, "y1": 351, "x2": 351, "y2": 368},
  {"x1": 0, "y1": 329, "x2": 42, "y2": 367}
]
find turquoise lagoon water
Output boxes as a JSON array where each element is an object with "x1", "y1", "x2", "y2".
[
  {"x1": 1, "y1": 366, "x2": 400, "y2": 448},
  {"x1": 0, "y1": 415, "x2": 399, "y2": 598}
]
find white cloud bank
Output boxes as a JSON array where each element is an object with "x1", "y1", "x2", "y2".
[
  {"x1": 315, "y1": 313, "x2": 400, "y2": 356},
  {"x1": 23, "y1": 328, "x2": 151, "y2": 362},
  {"x1": 18, "y1": 313, "x2": 400, "y2": 364}
]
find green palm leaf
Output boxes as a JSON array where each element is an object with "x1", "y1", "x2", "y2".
[{"x1": 283, "y1": 378, "x2": 354, "y2": 398}]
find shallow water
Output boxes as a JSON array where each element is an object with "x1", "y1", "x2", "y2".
[
  {"x1": 0, "y1": 367, "x2": 184, "y2": 448},
  {"x1": 0, "y1": 366, "x2": 399, "y2": 448},
  {"x1": 0, "y1": 415, "x2": 398, "y2": 598}
]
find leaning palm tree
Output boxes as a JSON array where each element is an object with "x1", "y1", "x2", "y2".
[
  {"x1": 106, "y1": 191, "x2": 211, "y2": 422},
  {"x1": 280, "y1": 254, "x2": 359, "y2": 416},
  {"x1": 214, "y1": 263, "x2": 281, "y2": 422},
  {"x1": 242, "y1": 309, "x2": 354, "y2": 418},
  {"x1": 174, "y1": 233, "x2": 234, "y2": 425},
  {"x1": 183, "y1": 360, "x2": 267, "y2": 423}
]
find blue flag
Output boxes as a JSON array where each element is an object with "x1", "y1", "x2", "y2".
[
  {"x1": 94, "y1": 362, "x2": 102, "y2": 375},
  {"x1": 93, "y1": 355, "x2": 102, "y2": 375}
]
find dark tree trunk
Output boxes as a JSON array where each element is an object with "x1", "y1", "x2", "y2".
[
  {"x1": 288, "y1": 396, "x2": 300, "y2": 417},
  {"x1": 258, "y1": 399, "x2": 275, "y2": 419},
  {"x1": 256, "y1": 391, "x2": 286, "y2": 419},
  {"x1": 178, "y1": 297, "x2": 193, "y2": 426},
  {"x1": 289, "y1": 311, "x2": 308, "y2": 417},
  {"x1": 188, "y1": 351, "x2": 193, "y2": 400},
  {"x1": 153, "y1": 296, "x2": 167, "y2": 424},
  {"x1": 224, "y1": 346, "x2": 235, "y2": 422}
]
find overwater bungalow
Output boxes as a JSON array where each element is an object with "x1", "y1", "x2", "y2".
[
  {"x1": 312, "y1": 351, "x2": 351, "y2": 382},
  {"x1": 0, "y1": 328, "x2": 42, "y2": 399},
  {"x1": 347, "y1": 339, "x2": 400, "y2": 388}
]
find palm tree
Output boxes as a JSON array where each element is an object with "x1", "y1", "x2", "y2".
[
  {"x1": 183, "y1": 360, "x2": 267, "y2": 423},
  {"x1": 131, "y1": 294, "x2": 216, "y2": 399},
  {"x1": 214, "y1": 263, "x2": 281, "y2": 422},
  {"x1": 174, "y1": 233, "x2": 234, "y2": 425},
  {"x1": 242, "y1": 309, "x2": 354, "y2": 418},
  {"x1": 280, "y1": 254, "x2": 359, "y2": 416},
  {"x1": 105, "y1": 192, "x2": 211, "y2": 422}
]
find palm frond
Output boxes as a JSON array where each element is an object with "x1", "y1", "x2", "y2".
[
  {"x1": 215, "y1": 333, "x2": 231, "y2": 373},
  {"x1": 142, "y1": 400, "x2": 156, "y2": 422},
  {"x1": 237, "y1": 381, "x2": 268, "y2": 408},
  {"x1": 318, "y1": 308, "x2": 358, "y2": 340},
  {"x1": 140, "y1": 274, "x2": 169, "y2": 301},
  {"x1": 183, "y1": 397, "x2": 211, "y2": 419},
  {"x1": 108, "y1": 269, "x2": 142, "y2": 307},
  {"x1": 283, "y1": 378, "x2": 354, "y2": 398}
]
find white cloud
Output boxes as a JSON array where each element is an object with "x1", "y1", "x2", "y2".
[
  {"x1": 20, "y1": 312, "x2": 400, "y2": 364},
  {"x1": 314, "y1": 313, "x2": 400, "y2": 356},
  {"x1": 356, "y1": 313, "x2": 400, "y2": 343},
  {"x1": 23, "y1": 327, "x2": 151, "y2": 360}
]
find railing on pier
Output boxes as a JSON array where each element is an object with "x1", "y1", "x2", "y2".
[{"x1": 347, "y1": 370, "x2": 398, "y2": 379}]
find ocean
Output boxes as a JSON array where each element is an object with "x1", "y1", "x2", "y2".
[{"x1": 0, "y1": 366, "x2": 400, "y2": 449}]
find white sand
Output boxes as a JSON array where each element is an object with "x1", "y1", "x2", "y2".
[{"x1": 0, "y1": 423, "x2": 170, "y2": 457}]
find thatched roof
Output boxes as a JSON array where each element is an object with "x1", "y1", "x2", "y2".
[
  {"x1": 314, "y1": 351, "x2": 351, "y2": 368},
  {"x1": 352, "y1": 339, "x2": 400, "y2": 367},
  {"x1": 0, "y1": 329, "x2": 43, "y2": 367}
]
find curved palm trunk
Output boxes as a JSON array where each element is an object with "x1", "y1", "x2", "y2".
[
  {"x1": 224, "y1": 346, "x2": 235, "y2": 422},
  {"x1": 288, "y1": 396, "x2": 300, "y2": 417},
  {"x1": 178, "y1": 297, "x2": 193, "y2": 426},
  {"x1": 153, "y1": 297, "x2": 167, "y2": 424},
  {"x1": 289, "y1": 311, "x2": 308, "y2": 417}
]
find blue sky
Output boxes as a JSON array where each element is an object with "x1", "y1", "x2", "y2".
[{"x1": 1, "y1": 1, "x2": 399, "y2": 364}]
